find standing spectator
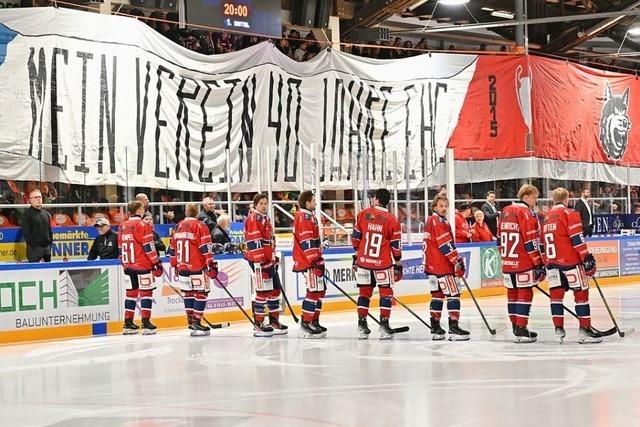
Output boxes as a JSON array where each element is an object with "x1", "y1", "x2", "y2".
[
  {"x1": 575, "y1": 186, "x2": 594, "y2": 237},
  {"x1": 197, "y1": 196, "x2": 219, "y2": 237},
  {"x1": 294, "y1": 41, "x2": 307, "y2": 62},
  {"x1": 471, "y1": 210, "x2": 495, "y2": 242},
  {"x1": 212, "y1": 214, "x2": 232, "y2": 245},
  {"x1": 21, "y1": 190, "x2": 53, "y2": 262},
  {"x1": 87, "y1": 218, "x2": 119, "y2": 260},
  {"x1": 135, "y1": 193, "x2": 150, "y2": 214},
  {"x1": 143, "y1": 212, "x2": 166, "y2": 256},
  {"x1": 481, "y1": 190, "x2": 501, "y2": 236}
]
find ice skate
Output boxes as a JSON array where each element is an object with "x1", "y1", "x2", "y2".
[
  {"x1": 378, "y1": 317, "x2": 394, "y2": 340},
  {"x1": 253, "y1": 323, "x2": 274, "y2": 337},
  {"x1": 141, "y1": 318, "x2": 157, "y2": 335},
  {"x1": 578, "y1": 327, "x2": 603, "y2": 344},
  {"x1": 269, "y1": 315, "x2": 288, "y2": 335},
  {"x1": 513, "y1": 326, "x2": 537, "y2": 343},
  {"x1": 448, "y1": 320, "x2": 470, "y2": 341},
  {"x1": 190, "y1": 320, "x2": 211, "y2": 337},
  {"x1": 555, "y1": 326, "x2": 566, "y2": 344},
  {"x1": 299, "y1": 321, "x2": 324, "y2": 339},
  {"x1": 122, "y1": 319, "x2": 139, "y2": 335},
  {"x1": 431, "y1": 318, "x2": 446, "y2": 341},
  {"x1": 358, "y1": 317, "x2": 371, "y2": 340}
]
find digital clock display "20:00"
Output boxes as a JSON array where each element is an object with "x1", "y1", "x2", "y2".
[{"x1": 223, "y1": 2, "x2": 249, "y2": 18}]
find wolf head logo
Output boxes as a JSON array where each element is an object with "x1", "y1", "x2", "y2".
[{"x1": 599, "y1": 82, "x2": 631, "y2": 161}]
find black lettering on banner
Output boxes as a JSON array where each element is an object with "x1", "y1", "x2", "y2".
[
  {"x1": 346, "y1": 80, "x2": 362, "y2": 181},
  {"x1": 320, "y1": 78, "x2": 328, "y2": 182},
  {"x1": 27, "y1": 47, "x2": 47, "y2": 160},
  {"x1": 379, "y1": 86, "x2": 391, "y2": 180},
  {"x1": 284, "y1": 78, "x2": 302, "y2": 182},
  {"x1": 51, "y1": 47, "x2": 68, "y2": 169},
  {"x1": 222, "y1": 78, "x2": 241, "y2": 183},
  {"x1": 154, "y1": 65, "x2": 174, "y2": 179},
  {"x1": 267, "y1": 72, "x2": 283, "y2": 181},
  {"x1": 489, "y1": 75, "x2": 497, "y2": 137},
  {"x1": 98, "y1": 54, "x2": 117, "y2": 174},
  {"x1": 330, "y1": 79, "x2": 345, "y2": 182},
  {"x1": 423, "y1": 82, "x2": 448, "y2": 169},
  {"x1": 174, "y1": 77, "x2": 200, "y2": 182},
  {"x1": 364, "y1": 86, "x2": 381, "y2": 181},
  {"x1": 354, "y1": 81, "x2": 366, "y2": 181},
  {"x1": 74, "y1": 51, "x2": 93, "y2": 173},
  {"x1": 403, "y1": 84, "x2": 416, "y2": 180},
  {"x1": 135, "y1": 59, "x2": 151, "y2": 174},
  {"x1": 198, "y1": 80, "x2": 218, "y2": 183},
  {"x1": 239, "y1": 74, "x2": 257, "y2": 182}
]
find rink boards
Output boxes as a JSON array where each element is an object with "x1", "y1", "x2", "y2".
[{"x1": 0, "y1": 236, "x2": 637, "y2": 344}]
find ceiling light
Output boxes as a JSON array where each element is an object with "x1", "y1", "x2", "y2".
[
  {"x1": 481, "y1": 7, "x2": 494, "y2": 11},
  {"x1": 438, "y1": 0, "x2": 470, "y2": 6},
  {"x1": 408, "y1": 0, "x2": 430, "y2": 11},
  {"x1": 628, "y1": 24, "x2": 640, "y2": 36},
  {"x1": 491, "y1": 10, "x2": 515, "y2": 19}
]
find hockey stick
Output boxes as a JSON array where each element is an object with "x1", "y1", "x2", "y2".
[
  {"x1": 460, "y1": 277, "x2": 497, "y2": 335},
  {"x1": 274, "y1": 269, "x2": 299, "y2": 323},
  {"x1": 592, "y1": 277, "x2": 634, "y2": 338},
  {"x1": 212, "y1": 277, "x2": 265, "y2": 332},
  {"x1": 392, "y1": 296, "x2": 432, "y2": 331},
  {"x1": 161, "y1": 272, "x2": 230, "y2": 329},
  {"x1": 323, "y1": 274, "x2": 410, "y2": 334},
  {"x1": 534, "y1": 285, "x2": 617, "y2": 337}
]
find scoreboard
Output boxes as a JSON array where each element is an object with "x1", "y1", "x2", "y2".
[{"x1": 185, "y1": 0, "x2": 281, "y2": 38}]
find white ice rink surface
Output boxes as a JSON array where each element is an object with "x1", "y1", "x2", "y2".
[{"x1": 2, "y1": 285, "x2": 640, "y2": 427}]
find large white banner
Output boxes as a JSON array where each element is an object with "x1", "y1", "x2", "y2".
[{"x1": 0, "y1": 7, "x2": 477, "y2": 191}]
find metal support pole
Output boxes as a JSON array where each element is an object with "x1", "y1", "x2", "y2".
[
  {"x1": 312, "y1": 143, "x2": 323, "y2": 236},
  {"x1": 424, "y1": 149, "x2": 429, "y2": 223},
  {"x1": 405, "y1": 153, "x2": 412, "y2": 244},
  {"x1": 515, "y1": 0, "x2": 525, "y2": 50},
  {"x1": 257, "y1": 146, "x2": 263, "y2": 194},
  {"x1": 446, "y1": 149, "x2": 456, "y2": 235},
  {"x1": 266, "y1": 148, "x2": 273, "y2": 218},
  {"x1": 393, "y1": 151, "x2": 399, "y2": 218},
  {"x1": 627, "y1": 165, "x2": 632, "y2": 214},
  {"x1": 225, "y1": 148, "x2": 232, "y2": 216}
]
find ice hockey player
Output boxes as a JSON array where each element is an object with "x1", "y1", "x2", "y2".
[
  {"x1": 168, "y1": 203, "x2": 218, "y2": 337},
  {"x1": 423, "y1": 194, "x2": 470, "y2": 341},
  {"x1": 118, "y1": 200, "x2": 163, "y2": 335},
  {"x1": 352, "y1": 188, "x2": 403, "y2": 340},
  {"x1": 499, "y1": 184, "x2": 545, "y2": 343},
  {"x1": 293, "y1": 190, "x2": 327, "y2": 338},
  {"x1": 244, "y1": 193, "x2": 286, "y2": 337},
  {"x1": 542, "y1": 188, "x2": 602, "y2": 344}
]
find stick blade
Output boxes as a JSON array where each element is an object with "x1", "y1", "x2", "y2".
[{"x1": 392, "y1": 326, "x2": 410, "y2": 334}]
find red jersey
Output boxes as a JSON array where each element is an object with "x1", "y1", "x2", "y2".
[
  {"x1": 455, "y1": 212, "x2": 471, "y2": 243},
  {"x1": 423, "y1": 213, "x2": 459, "y2": 276},
  {"x1": 498, "y1": 202, "x2": 543, "y2": 273},
  {"x1": 352, "y1": 206, "x2": 401, "y2": 270},
  {"x1": 244, "y1": 210, "x2": 275, "y2": 265},
  {"x1": 471, "y1": 221, "x2": 494, "y2": 242},
  {"x1": 169, "y1": 217, "x2": 213, "y2": 273},
  {"x1": 118, "y1": 216, "x2": 159, "y2": 271},
  {"x1": 542, "y1": 204, "x2": 589, "y2": 268},
  {"x1": 293, "y1": 209, "x2": 322, "y2": 272}
]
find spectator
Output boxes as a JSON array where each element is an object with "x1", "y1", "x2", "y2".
[
  {"x1": 277, "y1": 36, "x2": 293, "y2": 57},
  {"x1": 165, "y1": 197, "x2": 185, "y2": 224},
  {"x1": 135, "y1": 193, "x2": 150, "y2": 214},
  {"x1": 87, "y1": 218, "x2": 119, "y2": 260},
  {"x1": 471, "y1": 210, "x2": 495, "y2": 242},
  {"x1": 197, "y1": 196, "x2": 220, "y2": 237},
  {"x1": 481, "y1": 190, "x2": 501, "y2": 236},
  {"x1": 212, "y1": 214, "x2": 232, "y2": 245},
  {"x1": 454, "y1": 203, "x2": 474, "y2": 243},
  {"x1": 143, "y1": 212, "x2": 166, "y2": 255},
  {"x1": 21, "y1": 189, "x2": 53, "y2": 262},
  {"x1": 575, "y1": 186, "x2": 594, "y2": 237},
  {"x1": 294, "y1": 41, "x2": 307, "y2": 62}
]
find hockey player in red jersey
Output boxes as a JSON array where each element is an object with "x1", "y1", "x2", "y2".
[
  {"x1": 499, "y1": 184, "x2": 545, "y2": 343},
  {"x1": 118, "y1": 200, "x2": 163, "y2": 335},
  {"x1": 542, "y1": 188, "x2": 602, "y2": 344},
  {"x1": 168, "y1": 203, "x2": 218, "y2": 337},
  {"x1": 352, "y1": 188, "x2": 403, "y2": 340},
  {"x1": 423, "y1": 194, "x2": 470, "y2": 341},
  {"x1": 293, "y1": 190, "x2": 326, "y2": 339},
  {"x1": 244, "y1": 193, "x2": 286, "y2": 337}
]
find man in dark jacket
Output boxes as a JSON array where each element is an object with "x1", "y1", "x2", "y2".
[
  {"x1": 197, "y1": 196, "x2": 226, "y2": 237},
  {"x1": 21, "y1": 190, "x2": 53, "y2": 262},
  {"x1": 87, "y1": 218, "x2": 119, "y2": 260},
  {"x1": 481, "y1": 190, "x2": 501, "y2": 237},
  {"x1": 574, "y1": 186, "x2": 594, "y2": 237}
]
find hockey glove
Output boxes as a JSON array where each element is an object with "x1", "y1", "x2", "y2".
[
  {"x1": 313, "y1": 259, "x2": 325, "y2": 277},
  {"x1": 352, "y1": 255, "x2": 358, "y2": 274},
  {"x1": 152, "y1": 261, "x2": 164, "y2": 278},
  {"x1": 533, "y1": 264, "x2": 546, "y2": 283},
  {"x1": 393, "y1": 263, "x2": 403, "y2": 282},
  {"x1": 583, "y1": 254, "x2": 597, "y2": 277},
  {"x1": 454, "y1": 258, "x2": 466, "y2": 278},
  {"x1": 206, "y1": 260, "x2": 219, "y2": 280}
]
